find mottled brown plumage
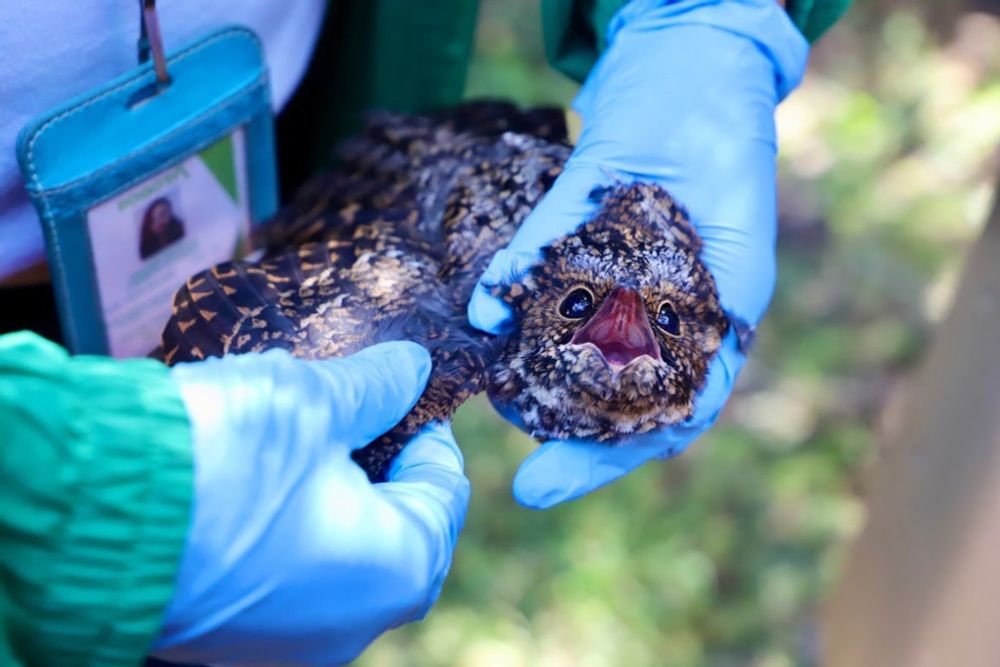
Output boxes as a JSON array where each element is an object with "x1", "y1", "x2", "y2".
[{"x1": 158, "y1": 102, "x2": 728, "y2": 480}]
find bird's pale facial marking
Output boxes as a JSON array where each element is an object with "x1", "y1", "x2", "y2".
[{"x1": 488, "y1": 183, "x2": 729, "y2": 444}]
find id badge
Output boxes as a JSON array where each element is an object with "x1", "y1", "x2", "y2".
[{"x1": 17, "y1": 26, "x2": 277, "y2": 357}]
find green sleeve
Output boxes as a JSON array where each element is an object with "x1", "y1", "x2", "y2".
[
  {"x1": 0, "y1": 332, "x2": 193, "y2": 667},
  {"x1": 541, "y1": 0, "x2": 852, "y2": 83}
]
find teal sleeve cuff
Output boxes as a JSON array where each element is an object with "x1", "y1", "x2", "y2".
[
  {"x1": 0, "y1": 332, "x2": 193, "y2": 667},
  {"x1": 787, "y1": 0, "x2": 853, "y2": 43}
]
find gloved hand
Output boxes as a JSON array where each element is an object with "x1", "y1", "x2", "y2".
[
  {"x1": 151, "y1": 343, "x2": 469, "y2": 666},
  {"x1": 468, "y1": 0, "x2": 809, "y2": 509}
]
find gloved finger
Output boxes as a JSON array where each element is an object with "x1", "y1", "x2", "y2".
[
  {"x1": 467, "y1": 249, "x2": 540, "y2": 333},
  {"x1": 388, "y1": 421, "x2": 465, "y2": 484},
  {"x1": 512, "y1": 436, "x2": 676, "y2": 510},
  {"x1": 383, "y1": 422, "x2": 470, "y2": 546},
  {"x1": 310, "y1": 341, "x2": 432, "y2": 450},
  {"x1": 378, "y1": 422, "x2": 470, "y2": 620}
]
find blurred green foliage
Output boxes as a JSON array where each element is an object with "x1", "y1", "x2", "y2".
[{"x1": 359, "y1": 1, "x2": 1000, "y2": 665}]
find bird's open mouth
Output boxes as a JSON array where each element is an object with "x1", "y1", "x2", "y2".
[{"x1": 570, "y1": 287, "x2": 661, "y2": 371}]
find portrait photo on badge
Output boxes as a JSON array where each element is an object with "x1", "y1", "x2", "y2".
[{"x1": 139, "y1": 195, "x2": 186, "y2": 260}]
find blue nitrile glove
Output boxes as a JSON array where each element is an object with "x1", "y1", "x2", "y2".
[
  {"x1": 468, "y1": 0, "x2": 809, "y2": 509},
  {"x1": 152, "y1": 343, "x2": 469, "y2": 666}
]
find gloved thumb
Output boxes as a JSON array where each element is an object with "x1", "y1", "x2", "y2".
[{"x1": 311, "y1": 341, "x2": 432, "y2": 450}]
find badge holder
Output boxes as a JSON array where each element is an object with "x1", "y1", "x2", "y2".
[{"x1": 17, "y1": 2, "x2": 278, "y2": 357}]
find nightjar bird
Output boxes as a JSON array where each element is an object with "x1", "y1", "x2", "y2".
[{"x1": 157, "y1": 101, "x2": 730, "y2": 481}]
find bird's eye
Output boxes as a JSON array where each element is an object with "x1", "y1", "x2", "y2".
[
  {"x1": 559, "y1": 288, "x2": 595, "y2": 319},
  {"x1": 656, "y1": 302, "x2": 681, "y2": 336}
]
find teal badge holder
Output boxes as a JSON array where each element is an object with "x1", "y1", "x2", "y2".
[{"x1": 17, "y1": 3, "x2": 277, "y2": 357}]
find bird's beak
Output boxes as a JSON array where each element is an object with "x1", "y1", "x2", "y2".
[{"x1": 570, "y1": 287, "x2": 661, "y2": 370}]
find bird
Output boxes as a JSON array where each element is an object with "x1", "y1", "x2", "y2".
[{"x1": 157, "y1": 102, "x2": 729, "y2": 481}]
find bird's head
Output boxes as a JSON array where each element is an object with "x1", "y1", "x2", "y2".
[{"x1": 488, "y1": 182, "x2": 729, "y2": 442}]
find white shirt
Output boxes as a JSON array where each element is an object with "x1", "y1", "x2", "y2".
[{"x1": 0, "y1": 0, "x2": 325, "y2": 281}]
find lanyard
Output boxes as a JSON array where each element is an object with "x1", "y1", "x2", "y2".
[{"x1": 137, "y1": 0, "x2": 170, "y2": 85}]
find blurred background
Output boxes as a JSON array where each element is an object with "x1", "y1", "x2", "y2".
[{"x1": 358, "y1": 1, "x2": 1000, "y2": 665}]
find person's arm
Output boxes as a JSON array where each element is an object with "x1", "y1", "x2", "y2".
[
  {"x1": 470, "y1": 0, "x2": 825, "y2": 508},
  {"x1": 0, "y1": 333, "x2": 468, "y2": 667},
  {"x1": 540, "y1": 0, "x2": 850, "y2": 84},
  {"x1": 0, "y1": 332, "x2": 193, "y2": 667}
]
